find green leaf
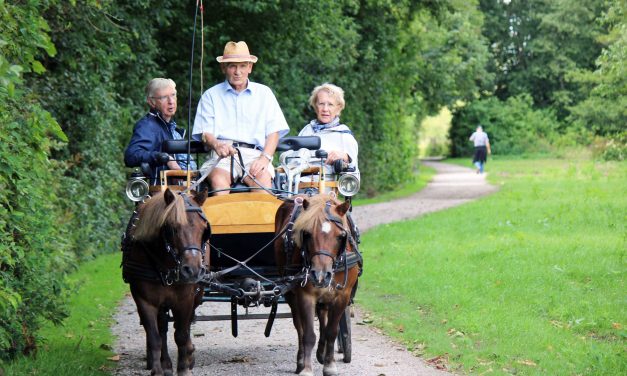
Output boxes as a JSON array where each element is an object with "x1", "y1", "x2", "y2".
[{"x1": 31, "y1": 60, "x2": 45, "y2": 74}]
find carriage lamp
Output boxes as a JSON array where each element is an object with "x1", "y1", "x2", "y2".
[
  {"x1": 337, "y1": 173, "x2": 360, "y2": 197},
  {"x1": 126, "y1": 170, "x2": 149, "y2": 202}
]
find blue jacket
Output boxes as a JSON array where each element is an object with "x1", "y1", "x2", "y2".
[{"x1": 124, "y1": 110, "x2": 195, "y2": 182}]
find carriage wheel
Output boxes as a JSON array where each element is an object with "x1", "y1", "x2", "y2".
[{"x1": 336, "y1": 306, "x2": 352, "y2": 363}]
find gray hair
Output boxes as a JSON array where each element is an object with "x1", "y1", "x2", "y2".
[
  {"x1": 309, "y1": 83, "x2": 345, "y2": 114},
  {"x1": 145, "y1": 78, "x2": 176, "y2": 100}
]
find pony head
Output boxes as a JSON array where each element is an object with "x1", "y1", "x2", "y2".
[
  {"x1": 134, "y1": 188, "x2": 210, "y2": 283},
  {"x1": 293, "y1": 193, "x2": 351, "y2": 288}
]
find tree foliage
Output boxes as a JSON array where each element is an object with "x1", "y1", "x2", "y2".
[
  {"x1": 450, "y1": 94, "x2": 560, "y2": 156},
  {"x1": 0, "y1": 0, "x2": 70, "y2": 358},
  {"x1": 568, "y1": 0, "x2": 627, "y2": 137},
  {"x1": 1, "y1": 0, "x2": 491, "y2": 357},
  {"x1": 452, "y1": 0, "x2": 624, "y2": 157},
  {"x1": 479, "y1": 0, "x2": 607, "y2": 121}
]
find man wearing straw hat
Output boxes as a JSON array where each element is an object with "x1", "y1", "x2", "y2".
[{"x1": 193, "y1": 41, "x2": 289, "y2": 195}]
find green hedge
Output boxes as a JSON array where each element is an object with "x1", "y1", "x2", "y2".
[
  {"x1": 0, "y1": 0, "x2": 490, "y2": 358},
  {"x1": 450, "y1": 94, "x2": 561, "y2": 157},
  {"x1": 0, "y1": 1, "x2": 70, "y2": 358}
]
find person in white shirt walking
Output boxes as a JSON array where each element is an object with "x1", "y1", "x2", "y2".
[{"x1": 469, "y1": 125, "x2": 491, "y2": 174}]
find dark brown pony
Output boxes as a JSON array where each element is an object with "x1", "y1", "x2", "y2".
[
  {"x1": 274, "y1": 193, "x2": 361, "y2": 376},
  {"x1": 122, "y1": 188, "x2": 210, "y2": 376}
]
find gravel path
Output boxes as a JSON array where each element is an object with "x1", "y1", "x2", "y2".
[{"x1": 111, "y1": 161, "x2": 497, "y2": 376}]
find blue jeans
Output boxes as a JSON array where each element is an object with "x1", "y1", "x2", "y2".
[{"x1": 474, "y1": 161, "x2": 484, "y2": 173}]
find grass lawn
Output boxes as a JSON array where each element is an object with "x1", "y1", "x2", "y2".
[
  {"x1": 358, "y1": 157, "x2": 626, "y2": 375},
  {"x1": 2, "y1": 253, "x2": 127, "y2": 375}
]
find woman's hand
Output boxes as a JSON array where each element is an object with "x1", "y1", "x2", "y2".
[
  {"x1": 325, "y1": 150, "x2": 349, "y2": 165},
  {"x1": 166, "y1": 160, "x2": 181, "y2": 170}
]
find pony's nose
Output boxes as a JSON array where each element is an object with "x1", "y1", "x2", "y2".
[{"x1": 310, "y1": 269, "x2": 333, "y2": 288}]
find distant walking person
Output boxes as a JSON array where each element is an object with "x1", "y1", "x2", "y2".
[{"x1": 469, "y1": 125, "x2": 491, "y2": 173}]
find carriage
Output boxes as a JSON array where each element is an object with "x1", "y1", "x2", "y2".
[{"x1": 122, "y1": 136, "x2": 362, "y2": 375}]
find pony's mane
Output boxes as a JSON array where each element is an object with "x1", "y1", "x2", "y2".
[
  {"x1": 293, "y1": 194, "x2": 344, "y2": 247},
  {"x1": 133, "y1": 191, "x2": 189, "y2": 241}
]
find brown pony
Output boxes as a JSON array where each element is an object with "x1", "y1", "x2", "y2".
[
  {"x1": 274, "y1": 193, "x2": 361, "y2": 376},
  {"x1": 122, "y1": 188, "x2": 210, "y2": 376}
]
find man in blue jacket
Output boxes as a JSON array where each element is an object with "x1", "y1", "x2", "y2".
[{"x1": 124, "y1": 78, "x2": 196, "y2": 184}]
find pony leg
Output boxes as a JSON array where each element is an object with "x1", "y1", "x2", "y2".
[
  {"x1": 316, "y1": 304, "x2": 328, "y2": 364},
  {"x1": 158, "y1": 308, "x2": 173, "y2": 375},
  {"x1": 172, "y1": 306, "x2": 196, "y2": 376},
  {"x1": 321, "y1": 289, "x2": 352, "y2": 376},
  {"x1": 295, "y1": 293, "x2": 317, "y2": 376},
  {"x1": 286, "y1": 292, "x2": 306, "y2": 374},
  {"x1": 134, "y1": 302, "x2": 165, "y2": 376}
]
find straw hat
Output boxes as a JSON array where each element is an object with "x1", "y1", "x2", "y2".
[{"x1": 216, "y1": 41, "x2": 258, "y2": 63}]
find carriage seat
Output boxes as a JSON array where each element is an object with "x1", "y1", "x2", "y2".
[
  {"x1": 161, "y1": 136, "x2": 321, "y2": 155},
  {"x1": 159, "y1": 137, "x2": 321, "y2": 193}
]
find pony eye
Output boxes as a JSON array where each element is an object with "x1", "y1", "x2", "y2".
[{"x1": 338, "y1": 231, "x2": 347, "y2": 240}]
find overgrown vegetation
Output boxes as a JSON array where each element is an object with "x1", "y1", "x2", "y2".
[
  {"x1": 2, "y1": 253, "x2": 127, "y2": 375},
  {"x1": 359, "y1": 158, "x2": 626, "y2": 375},
  {"x1": 450, "y1": 0, "x2": 625, "y2": 160},
  {"x1": 0, "y1": 1, "x2": 71, "y2": 359},
  {"x1": 1, "y1": 0, "x2": 624, "y2": 361}
]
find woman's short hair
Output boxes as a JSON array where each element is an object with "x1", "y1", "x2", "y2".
[
  {"x1": 145, "y1": 78, "x2": 176, "y2": 100},
  {"x1": 309, "y1": 83, "x2": 345, "y2": 114}
]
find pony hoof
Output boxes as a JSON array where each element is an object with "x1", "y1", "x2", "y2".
[
  {"x1": 298, "y1": 372, "x2": 313, "y2": 376},
  {"x1": 323, "y1": 362, "x2": 338, "y2": 376}
]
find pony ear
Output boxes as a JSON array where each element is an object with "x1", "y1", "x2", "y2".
[
  {"x1": 164, "y1": 188, "x2": 176, "y2": 206},
  {"x1": 192, "y1": 188, "x2": 208, "y2": 206},
  {"x1": 335, "y1": 201, "x2": 351, "y2": 217},
  {"x1": 302, "y1": 198, "x2": 310, "y2": 210}
]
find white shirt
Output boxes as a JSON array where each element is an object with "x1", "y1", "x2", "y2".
[
  {"x1": 298, "y1": 123, "x2": 360, "y2": 179},
  {"x1": 470, "y1": 130, "x2": 489, "y2": 147},
  {"x1": 192, "y1": 80, "x2": 289, "y2": 147}
]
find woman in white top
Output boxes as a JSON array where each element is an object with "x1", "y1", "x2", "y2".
[{"x1": 298, "y1": 83, "x2": 359, "y2": 179}]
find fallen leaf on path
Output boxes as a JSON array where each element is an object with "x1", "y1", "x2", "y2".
[
  {"x1": 107, "y1": 355, "x2": 120, "y2": 362},
  {"x1": 426, "y1": 354, "x2": 448, "y2": 370}
]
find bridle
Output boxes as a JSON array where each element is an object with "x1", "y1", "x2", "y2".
[
  {"x1": 284, "y1": 198, "x2": 359, "y2": 290},
  {"x1": 125, "y1": 192, "x2": 211, "y2": 286},
  {"x1": 157, "y1": 193, "x2": 211, "y2": 285}
]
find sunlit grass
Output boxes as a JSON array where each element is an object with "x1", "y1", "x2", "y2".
[
  {"x1": 358, "y1": 158, "x2": 626, "y2": 375},
  {"x1": 2, "y1": 253, "x2": 127, "y2": 376}
]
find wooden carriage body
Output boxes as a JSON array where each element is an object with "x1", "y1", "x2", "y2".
[{"x1": 127, "y1": 137, "x2": 356, "y2": 355}]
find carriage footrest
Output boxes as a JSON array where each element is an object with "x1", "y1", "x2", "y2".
[{"x1": 192, "y1": 312, "x2": 292, "y2": 322}]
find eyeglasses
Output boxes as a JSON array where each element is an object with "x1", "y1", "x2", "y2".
[
  {"x1": 317, "y1": 101, "x2": 337, "y2": 109},
  {"x1": 151, "y1": 93, "x2": 177, "y2": 102}
]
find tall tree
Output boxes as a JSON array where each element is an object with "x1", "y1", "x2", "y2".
[
  {"x1": 480, "y1": 0, "x2": 608, "y2": 121},
  {"x1": 568, "y1": 0, "x2": 627, "y2": 137}
]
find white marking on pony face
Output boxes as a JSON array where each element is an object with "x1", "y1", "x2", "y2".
[{"x1": 321, "y1": 222, "x2": 332, "y2": 234}]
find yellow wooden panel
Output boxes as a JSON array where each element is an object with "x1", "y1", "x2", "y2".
[{"x1": 201, "y1": 192, "x2": 283, "y2": 234}]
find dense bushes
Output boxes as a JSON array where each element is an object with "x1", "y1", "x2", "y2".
[
  {"x1": 455, "y1": 0, "x2": 626, "y2": 159},
  {"x1": 1, "y1": 0, "x2": 492, "y2": 358},
  {"x1": 450, "y1": 95, "x2": 561, "y2": 157},
  {"x1": 0, "y1": 2, "x2": 70, "y2": 358}
]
